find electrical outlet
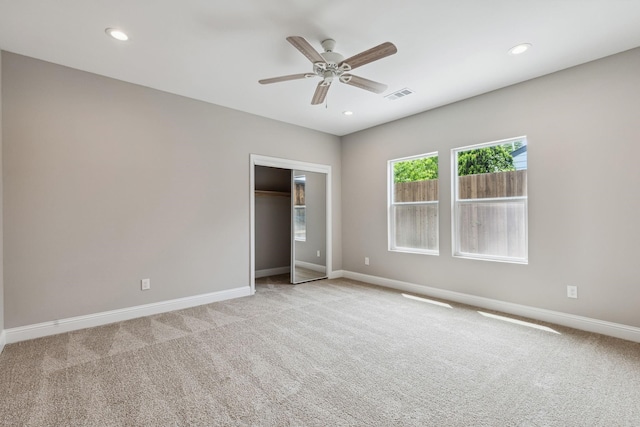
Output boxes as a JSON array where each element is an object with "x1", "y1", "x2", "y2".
[
  {"x1": 364, "y1": 257, "x2": 370, "y2": 266},
  {"x1": 141, "y1": 278, "x2": 151, "y2": 291},
  {"x1": 567, "y1": 285, "x2": 578, "y2": 299},
  {"x1": 317, "y1": 250, "x2": 321, "y2": 257}
]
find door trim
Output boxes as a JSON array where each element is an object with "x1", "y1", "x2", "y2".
[{"x1": 250, "y1": 154, "x2": 332, "y2": 294}]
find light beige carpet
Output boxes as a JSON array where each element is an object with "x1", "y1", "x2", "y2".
[{"x1": 1, "y1": 278, "x2": 639, "y2": 426}]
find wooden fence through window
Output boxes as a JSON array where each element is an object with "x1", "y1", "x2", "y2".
[
  {"x1": 393, "y1": 170, "x2": 527, "y2": 256},
  {"x1": 458, "y1": 170, "x2": 527, "y2": 199}
]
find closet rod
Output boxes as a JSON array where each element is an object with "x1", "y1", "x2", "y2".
[{"x1": 255, "y1": 190, "x2": 291, "y2": 197}]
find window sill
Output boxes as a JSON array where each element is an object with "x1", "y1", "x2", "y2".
[
  {"x1": 453, "y1": 253, "x2": 528, "y2": 265},
  {"x1": 389, "y1": 248, "x2": 439, "y2": 256}
]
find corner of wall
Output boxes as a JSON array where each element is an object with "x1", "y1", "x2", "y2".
[{"x1": 0, "y1": 49, "x2": 5, "y2": 344}]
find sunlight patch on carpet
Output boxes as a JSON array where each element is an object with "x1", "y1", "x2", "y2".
[
  {"x1": 402, "y1": 293, "x2": 453, "y2": 308},
  {"x1": 478, "y1": 311, "x2": 561, "y2": 334}
]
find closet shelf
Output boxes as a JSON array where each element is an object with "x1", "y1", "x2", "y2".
[{"x1": 255, "y1": 190, "x2": 291, "y2": 197}]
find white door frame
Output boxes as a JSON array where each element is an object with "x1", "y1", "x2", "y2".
[{"x1": 250, "y1": 154, "x2": 332, "y2": 294}]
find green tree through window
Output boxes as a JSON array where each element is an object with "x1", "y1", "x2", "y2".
[
  {"x1": 457, "y1": 145, "x2": 515, "y2": 176},
  {"x1": 393, "y1": 156, "x2": 438, "y2": 183},
  {"x1": 394, "y1": 144, "x2": 518, "y2": 183}
]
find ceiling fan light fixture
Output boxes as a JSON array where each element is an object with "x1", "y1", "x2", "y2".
[
  {"x1": 105, "y1": 28, "x2": 129, "y2": 41},
  {"x1": 509, "y1": 43, "x2": 532, "y2": 55},
  {"x1": 343, "y1": 111, "x2": 354, "y2": 116}
]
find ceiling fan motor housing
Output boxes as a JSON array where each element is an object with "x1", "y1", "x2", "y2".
[
  {"x1": 320, "y1": 39, "x2": 345, "y2": 67},
  {"x1": 317, "y1": 40, "x2": 349, "y2": 83},
  {"x1": 321, "y1": 51, "x2": 344, "y2": 65}
]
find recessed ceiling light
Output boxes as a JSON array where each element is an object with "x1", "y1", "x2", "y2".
[
  {"x1": 509, "y1": 43, "x2": 532, "y2": 55},
  {"x1": 343, "y1": 111, "x2": 353, "y2": 116},
  {"x1": 105, "y1": 28, "x2": 129, "y2": 41}
]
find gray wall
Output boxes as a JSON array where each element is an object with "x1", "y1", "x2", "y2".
[
  {"x1": 342, "y1": 47, "x2": 640, "y2": 328},
  {"x1": 3, "y1": 47, "x2": 639, "y2": 332},
  {"x1": 2, "y1": 52, "x2": 341, "y2": 328},
  {"x1": 255, "y1": 166, "x2": 291, "y2": 272},
  {"x1": 0, "y1": 51, "x2": 4, "y2": 334}
]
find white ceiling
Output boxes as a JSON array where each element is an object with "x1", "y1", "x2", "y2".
[{"x1": 1, "y1": 1, "x2": 640, "y2": 136}]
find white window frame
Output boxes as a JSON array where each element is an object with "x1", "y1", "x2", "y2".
[
  {"x1": 388, "y1": 152, "x2": 439, "y2": 255},
  {"x1": 451, "y1": 136, "x2": 528, "y2": 264}
]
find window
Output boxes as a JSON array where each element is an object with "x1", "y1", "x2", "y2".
[
  {"x1": 452, "y1": 137, "x2": 528, "y2": 263},
  {"x1": 388, "y1": 153, "x2": 439, "y2": 254},
  {"x1": 294, "y1": 175, "x2": 306, "y2": 241}
]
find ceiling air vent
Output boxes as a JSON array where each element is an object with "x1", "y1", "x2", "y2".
[{"x1": 385, "y1": 88, "x2": 414, "y2": 101}]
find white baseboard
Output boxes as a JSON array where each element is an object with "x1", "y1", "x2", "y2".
[
  {"x1": 328, "y1": 270, "x2": 345, "y2": 279},
  {"x1": 295, "y1": 260, "x2": 326, "y2": 273},
  {"x1": 343, "y1": 271, "x2": 640, "y2": 343},
  {"x1": 255, "y1": 266, "x2": 290, "y2": 279},
  {"x1": 0, "y1": 330, "x2": 6, "y2": 355},
  {"x1": 5, "y1": 286, "x2": 252, "y2": 344}
]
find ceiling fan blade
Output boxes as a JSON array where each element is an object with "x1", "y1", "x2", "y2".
[
  {"x1": 340, "y1": 42, "x2": 397, "y2": 70},
  {"x1": 259, "y1": 73, "x2": 314, "y2": 85},
  {"x1": 286, "y1": 36, "x2": 326, "y2": 64},
  {"x1": 311, "y1": 82, "x2": 331, "y2": 105},
  {"x1": 340, "y1": 74, "x2": 388, "y2": 94}
]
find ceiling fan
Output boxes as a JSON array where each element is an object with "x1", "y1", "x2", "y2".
[{"x1": 259, "y1": 36, "x2": 397, "y2": 105}]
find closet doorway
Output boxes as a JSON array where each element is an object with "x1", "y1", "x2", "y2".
[{"x1": 250, "y1": 155, "x2": 332, "y2": 294}]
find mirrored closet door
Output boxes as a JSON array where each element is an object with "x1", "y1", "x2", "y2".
[{"x1": 291, "y1": 169, "x2": 327, "y2": 284}]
